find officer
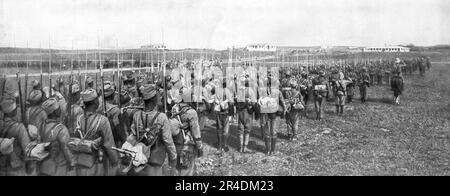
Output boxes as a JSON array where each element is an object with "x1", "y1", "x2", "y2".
[
  {"x1": 73, "y1": 89, "x2": 118, "y2": 176},
  {"x1": 312, "y1": 70, "x2": 329, "y2": 121},
  {"x1": 173, "y1": 87, "x2": 203, "y2": 176},
  {"x1": 129, "y1": 84, "x2": 177, "y2": 176},
  {"x1": 38, "y1": 98, "x2": 75, "y2": 176},
  {"x1": 26, "y1": 85, "x2": 47, "y2": 131},
  {"x1": 214, "y1": 79, "x2": 234, "y2": 153},
  {"x1": 235, "y1": 75, "x2": 256, "y2": 153},
  {"x1": 359, "y1": 67, "x2": 371, "y2": 103},
  {"x1": 0, "y1": 97, "x2": 31, "y2": 176}
]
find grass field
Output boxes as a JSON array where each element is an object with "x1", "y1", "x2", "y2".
[{"x1": 195, "y1": 62, "x2": 450, "y2": 176}]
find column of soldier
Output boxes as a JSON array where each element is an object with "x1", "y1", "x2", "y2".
[{"x1": 0, "y1": 53, "x2": 431, "y2": 176}]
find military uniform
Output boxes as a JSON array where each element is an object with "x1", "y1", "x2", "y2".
[
  {"x1": 128, "y1": 84, "x2": 177, "y2": 176},
  {"x1": 259, "y1": 79, "x2": 285, "y2": 155},
  {"x1": 0, "y1": 99, "x2": 31, "y2": 176},
  {"x1": 312, "y1": 72, "x2": 329, "y2": 120},
  {"x1": 334, "y1": 72, "x2": 352, "y2": 114},
  {"x1": 236, "y1": 81, "x2": 256, "y2": 153},
  {"x1": 26, "y1": 90, "x2": 48, "y2": 132},
  {"x1": 38, "y1": 98, "x2": 75, "y2": 176},
  {"x1": 359, "y1": 69, "x2": 371, "y2": 103},
  {"x1": 213, "y1": 83, "x2": 234, "y2": 152},
  {"x1": 73, "y1": 89, "x2": 118, "y2": 176},
  {"x1": 283, "y1": 80, "x2": 303, "y2": 140}
]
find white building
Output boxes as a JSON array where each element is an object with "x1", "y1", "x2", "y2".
[
  {"x1": 363, "y1": 46, "x2": 410, "y2": 53},
  {"x1": 141, "y1": 44, "x2": 167, "y2": 50},
  {"x1": 246, "y1": 44, "x2": 277, "y2": 52}
]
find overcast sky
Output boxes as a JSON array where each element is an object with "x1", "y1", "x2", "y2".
[{"x1": 0, "y1": 0, "x2": 449, "y2": 49}]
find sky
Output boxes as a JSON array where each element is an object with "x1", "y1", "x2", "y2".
[{"x1": 0, "y1": 0, "x2": 449, "y2": 49}]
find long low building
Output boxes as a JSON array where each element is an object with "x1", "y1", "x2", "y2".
[{"x1": 363, "y1": 46, "x2": 410, "y2": 53}]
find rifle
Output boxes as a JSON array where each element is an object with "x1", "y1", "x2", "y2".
[
  {"x1": 99, "y1": 48, "x2": 107, "y2": 117},
  {"x1": 117, "y1": 47, "x2": 122, "y2": 110},
  {"x1": 111, "y1": 146, "x2": 137, "y2": 158},
  {"x1": 49, "y1": 46, "x2": 53, "y2": 97},
  {"x1": 67, "y1": 45, "x2": 74, "y2": 130},
  {"x1": 16, "y1": 72, "x2": 28, "y2": 129},
  {"x1": 25, "y1": 61, "x2": 29, "y2": 106}
]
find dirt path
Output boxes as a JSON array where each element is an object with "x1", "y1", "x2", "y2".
[{"x1": 197, "y1": 63, "x2": 450, "y2": 176}]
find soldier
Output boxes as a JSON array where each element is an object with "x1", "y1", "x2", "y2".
[
  {"x1": 235, "y1": 76, "x2": 256, "y2": 153},
  {"x1": 67, "y1": 83, "x2": 83, "y2": 134},
  {"x1": 213, "y1": 79, "x2": 234, "y2": 153},
  {"x1": 26, "y1": 86, "x2": 47, "y2": 131},
  {"x1": 129, "y1": 84, "x2": 177, "y2": 176},
  {"x1": 334, "y1": 72, "x2": 353, "y2": 114},
  {"x1": 359, "y1": 67, "x2": 370, "y2": 103},
  {"x1": 0, "y1": 98, "x2": 31, "y2": 176},
  {"x1": 345, "y1": 69, "x2": 356, "y2": 103},
  {"x1": 298, "y1": 71, "x2": 311, "y2": 117},
  {"x1": 312, "y1": 70, "x2": 329, "y2": 121},
  {"x1": 38, "y1": 98, "x2": 75, "y2": 176},
  {"x1": 102, "y1": 81, "x2": 126, "y2": 149},
  {"x1": 173, "y1": 87, "x2": 203, "y2": 176},
  {"x1": 283, "y1": 80, "x2": 304, "y2": 141},
  {"x1": 72, "y1": 89, "x2": 118, "y2": 176},
  {"x1": 390, "y1": 71, "x2": 404, "y2": 105},
  {"x1": 259, "y1": 73, "x2": 286, "y2": 155}
]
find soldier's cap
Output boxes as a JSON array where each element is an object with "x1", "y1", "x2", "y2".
[
  {"x1": 285, "y1": 70, "x2": 291, "y2": 76},
  {"x1": 86, "y1": 77, "x2": 94, "y2": 85},
  {"x1": 362, "y1": 67, "x2": 367, "y2": 71},
  {"x1": 1, "y1": 98, "x2": 16, "y2": 114},
  {"x1": 395, "y1": 58, "x2": 401, "y2": 63},
  {"x1": 103, "y1": 81, "x2": 115, "y2": 97},
  {"x1": 122, "y1": 72, "x2": 135, "y2": 82},
  {"x1": 28, "y1": 89, "x2": 43, "y2": 104},
  {"x1": 42, "y1": 97, "x2": 60, "y2": 115},
  {"x1": 71, "y1": 83, "x2": 81, "y2": 94},
  {"x1": 319, "y1": 70, "x2": 325, "y2": 76},
  {"x1": 301, "y1": 71, "x2": 307, "y2": 76},
  {"x1": 31, "y1": 80, "x2": 40, "y2": 89},
  {"x1": 80, "y1": 89, "x2": 98, "y2": 103},
  {"x1": 139, "y1": 84, "x2": 158, "y2": 100}
]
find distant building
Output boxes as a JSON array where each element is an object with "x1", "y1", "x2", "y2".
[
  {"x1": 246, "y1": 44, "x2": 277, "y2": 52},
  {"x1": 141, "y1": 44, "x2": 167, "y2": 50},
  {"x1": 363, "y1": 46, "x2": 410, "y2": 53}
]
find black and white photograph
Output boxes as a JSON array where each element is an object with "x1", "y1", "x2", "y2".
[{"x1": 0, "y1": 0, "x2": 449, "y2": 180}]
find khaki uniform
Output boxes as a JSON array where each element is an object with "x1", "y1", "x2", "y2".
[
  {"x1": 130, "y1": 110, "x2": 177, "y2": 176},
  {"x1": 0, "y1": 117, "x2": 31, "y2": 176},
  {"x1": 38, "y1": 119, "x2": 75, "y2": 176},
  {"x1": 73, "y1": 111, "x2": 118, "y2": 176},
  {"x1": 175, "y1": 103, "x2": 202, "y2": 176},
  {"x1": 214, "y1": 88, "x2": 233, "y2": 151},
  {"x1": 26, "y1": 105, "x2": 48, "y2": 132},
  {"x1": 258, "y1": 86, "x2": 285, "y2": 154}
]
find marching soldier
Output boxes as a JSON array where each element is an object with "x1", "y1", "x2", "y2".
[
  {"x1": 214, "y1": 79, "x2": 234, "y2": 153},
  {"x1": 259, "y1": 73, "x2": 286, "y2": 155},
  {"x1": 283, "y1": 80, "x2": 304, "y2": 141},
  {"x1": 26, "y1": 84, "x2": 47, "y2": 130},
  {"x1": 298, "y1": 71, "x2": 312, "y2": 117},
  {"x1": 390, "y1": 70, "x2": 404, "y2": 105},
  {"x1": 173, "y1": 87, "x2": 203, "y2": 176},
  {"x1": 67, "y1": 83, "x2": 83, "y2": 134},
  {"x1": 236, "y1": 75, "x2": 256, "y2": 153},
  {"x1": 312, "y1": 70, "x2": 329, "y2": 121},
  {"x1": 72, "y1": 89, "x2": 118, "y2": 176},
  {"x1": 102, "y1": 81, "x2": 126, "y2": 149},
  {"x1": 38, "y1": 98, "x2": 75, "y2": 176},
  {"x1": 129, "y1": 84, "x2": 177, "y2": 176},
  {"x1": 0, "y1": 98, "x2": 32, "y2": 176},
  {"x1": 334, "y1": 72, "x2": 353, "y2": 114},
  {"x1": 359, "y1": 67, "x2": 370, "y2": 103}
]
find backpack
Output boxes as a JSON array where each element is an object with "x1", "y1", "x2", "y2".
[
  {"x1": 135, "y1": 111, "x2": 161, "y2": 147},
  {"x1": 391, "y1": 76, "x2": 404, "y2": 91},
  {"x1": 336, "y1": 81, "x2": 346, "y2": 96},
  {"x1": 258, "y1": 88, "x2": 279, "y2": 114},
  {"x1": 68, "y1": 113, "x2": 102, "y2": 155}
]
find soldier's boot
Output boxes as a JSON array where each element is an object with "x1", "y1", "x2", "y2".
[
  {"x1": 243, "y1": 133, "x2": 253, "y2": 153},
  {"x1": 271, "y1": 137, "x2": 277, "y2": 155},
  {"x1": 264, "y1": 137, "x2": 271, "y2": 155},
  {"x1": 239, "y1": 135, "x2": 244, "y2": 153},
  {"x1": 222, "y1": 134, "x2": 230, "y2": 152},
  {"x1": 340, "y1": 106, "x2": 344, "y2": 114},
  {"x1": 215, "y1": 132, "x2": 223, "y2": 154},
  {"x1": 335, "y1": 105, "x2": 340, "y2": 114}
]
